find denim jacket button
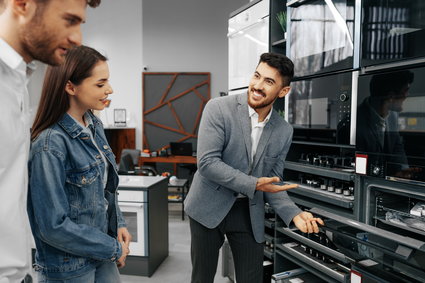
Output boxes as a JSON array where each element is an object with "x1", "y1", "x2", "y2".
[
  {"x1": 81, "y1": 176, "x2": 87, "y2": 184},
  {"x1": 103, "y1": 145, "x2": 109, "y2": 149}
]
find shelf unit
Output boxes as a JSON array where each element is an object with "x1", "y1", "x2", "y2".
[
  {"x1": 262, "y1": 0, "x2": 425, "y2": 281},
  {"x1": 269, "y1": 0, "x2": 287, "y2": 55},
  {"x1": 167, "y1": 178, "x2": 188, "y2": 220},
  {"x1": 270, "y1": 0, "x2": 288, "y2": 118}
]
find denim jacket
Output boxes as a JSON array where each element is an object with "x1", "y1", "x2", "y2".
[{"x1": 27, "y1": 112, "x2": 126, "y2": 280}]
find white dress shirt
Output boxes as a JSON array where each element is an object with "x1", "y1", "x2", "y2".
[
  {"x1": 236, "y1": 106, "x2": 272, "y2": 198},
  {"x1": 248, "y1": 105, "x2": 272, "y2": 163},
  {"x1": 0, "y1": 38, "x2": 36, "y2": 282}
]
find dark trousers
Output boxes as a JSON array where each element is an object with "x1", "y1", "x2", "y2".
[{"x1": 189, "y1": 198, "x2": 263, "y2": 283}]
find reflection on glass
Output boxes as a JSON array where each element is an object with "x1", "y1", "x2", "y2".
[
  {"x1": 290, "y1": 0, "x2": 354, "y2": 78},
  {"x1": 288, "y1": 72, "x2": 352, "y2": 144},
  {"x1": 362, "y1": 0, "x2": 425, "y2": 66},
  {"x1": 123, "y1": 211, "x2": 138, "y2": 242},
  {"x1": 357, "y1": 67, "x2": 425, "y2": 183}
]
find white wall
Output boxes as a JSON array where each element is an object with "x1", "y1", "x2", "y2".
[
  {"x1": 28, "y1": 0, "x2": 248, "y2": 150},
  {"x1": 82, "y1": 0, "x2": 143, "y2": 146},
  {"x1": 143, "y1": 0, "x2": 247, "y2": 100}
]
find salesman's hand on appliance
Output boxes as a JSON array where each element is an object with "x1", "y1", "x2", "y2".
[
  {"x1": 117, "y1": 227, "x2": 132, "y2": 268},
  {"x1": 292, "y1": 211, "x2": 324, "y2": 233},
  {"x1": 117, "y1": 240, "x2": 130, "y2": 268},
  {"x1": 255, "y1": 177, "x2": 298, "y2": 193}
]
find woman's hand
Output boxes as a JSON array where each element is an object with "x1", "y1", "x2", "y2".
[
  {"x1": 118, "y1": 227, "x2": 132, "y2": 246},
  {"x1": 116, "y1": 227, "x2": 132, "y2": 268},
  {"x1": 117, "y1": 241, "x2": 130, "y2": 268}
]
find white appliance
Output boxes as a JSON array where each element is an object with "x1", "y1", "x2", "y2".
[
  {"x1": 118, "y1": 176, "x2": 152, "y2": 257},
  {"x1": 228, "y1": 0, "x2": 270, "y2": 91}
]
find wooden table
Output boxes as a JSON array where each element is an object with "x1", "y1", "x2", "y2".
[{"x1": 139, "y1": 155, "x2": 197, "y2": 175}]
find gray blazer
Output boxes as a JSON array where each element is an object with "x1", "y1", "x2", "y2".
[{"x1": 184, "y1": 93, "x2": 301, "y2": 243}]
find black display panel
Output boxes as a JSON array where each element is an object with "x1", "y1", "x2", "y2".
[
  {"x1": 288, "y1": 71, "x2": 352, "y2": 145},
  {"x1": 356, "y1": 66, "x2": 425, "y2": 184},
  {"x1": 290, "y1": 0, "x2": 355, "y2": 78},
  {"x1": 361, "y1": 0, "x2": 425, "y2": 67}
]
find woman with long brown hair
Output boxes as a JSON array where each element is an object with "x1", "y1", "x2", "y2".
[{"x1": 28, "y1": 45, "x2": 130, "y2": 282}]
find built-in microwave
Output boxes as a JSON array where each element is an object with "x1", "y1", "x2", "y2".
[
  {"x1": 286, "y1": 71, "x2": 355, "y2": 145},
  {"x1": 287, "y1": 0, "x2": 355, "y2": 78},
  {"x1": 361, "y1": 0, "x2": 425, "y2": 68},
  {"x1": 355, "y1": 65, "x2": 425, "y2": 184},
  {"x1": 228, "y1": 0, "x2": 269, "y2": 91}
]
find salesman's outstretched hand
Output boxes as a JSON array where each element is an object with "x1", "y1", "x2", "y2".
[
  {"x1": 292, "y1": 211, "x2": 324, "y2": 233},
  {"x1": 255, "y1": 177, "x2": 298, "y2": 193}
]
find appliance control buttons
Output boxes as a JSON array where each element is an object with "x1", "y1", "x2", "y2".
[{"x1": 372, "y1": 166, "x2": 381, "y2": 176}]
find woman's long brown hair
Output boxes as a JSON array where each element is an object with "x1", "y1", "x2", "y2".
[{"x1": 31, "y1": 45, "x2": 107, "y2": 140}]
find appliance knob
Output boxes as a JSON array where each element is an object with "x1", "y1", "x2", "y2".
[
  {"x1": 339, "y1": 93, "x2": 349, "y2": 102},
  {"x1": 372, "y1": 166, "x2": 381, "y2": 176}
]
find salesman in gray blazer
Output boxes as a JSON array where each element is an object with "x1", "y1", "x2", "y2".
[{"x1": 184, "y1": 53, "x2": 324, "y2": 283}]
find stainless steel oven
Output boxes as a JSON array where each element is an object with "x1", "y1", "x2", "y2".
[
  {"x1": 287, "y1": 0, "x2": 356, "y2": 78},
  {"x1": 118, "y1": 189, "x2": 148, "y2": 257},
  {"x1": 228, "y1": 0, "x2": 269, "y2": 91}
]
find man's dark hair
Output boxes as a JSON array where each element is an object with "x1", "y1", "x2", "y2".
[
  {"x1": 259, "y1": 52, "x2": 294, "y2": 86},
  {"x1": 41, "y1": 0, "x2": 101, "y2": 7},
  {"x1": 370, "y1": 70, "x2": 414, "y2": 98},
  {"x1": 0, "y1": 0, "x2": 101, "y2": 8}
]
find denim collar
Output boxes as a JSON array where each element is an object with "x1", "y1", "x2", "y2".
[{"x1": 58, "y1": 111, "x2": 100, "y2": 139}]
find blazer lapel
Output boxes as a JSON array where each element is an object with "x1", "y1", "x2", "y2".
[{"x1": 237, "y1": 94, "x2": 252, "y2": 164}]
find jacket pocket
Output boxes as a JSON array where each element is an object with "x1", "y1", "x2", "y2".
[{"x1": 66, "y1": 166, "x2": 100, "y2": 188}]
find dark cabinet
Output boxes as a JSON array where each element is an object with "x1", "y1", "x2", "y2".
[{"x1": 104, "y1": 127, "x2": 136, "y2": 163}]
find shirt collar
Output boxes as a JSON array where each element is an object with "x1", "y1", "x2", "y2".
[
  {"x1": 0, "y1": 38, "x2": 37, "y2": 77},
  {"x1": 248, "y1": 105, "x2": 272, "y2": 123}
]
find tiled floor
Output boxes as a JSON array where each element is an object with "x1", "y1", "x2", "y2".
[{"x1": 120, "y1": 206, "x2": 232, "y2": 283}]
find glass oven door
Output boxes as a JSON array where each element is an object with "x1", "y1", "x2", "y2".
[
  {"x1": 289, "y1": 0, "x2": 355, "y2": 78},
  {"x1": 287, "y1": 71, "x2": 353, "y2": 145},
  {"x1": 356, "y1": 65, "x2": 425, "y2": 184},
  {"x1": 118, "y1": 202, "x2": 147, "y2": 256},
  {"x1": 228, "y1": 1, "x2": 269, "y2": 90},
  {"x1": 361, "y1": 0, "x2": 425, "y2": 68}
]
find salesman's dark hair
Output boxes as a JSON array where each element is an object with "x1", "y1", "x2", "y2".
[
  {"x1": 370, "y1": 70, "x2": 414, "y2": 98},
  {"x1": 258, "y1": 53, "x2": 294, "y2": 86},
  {"x1": 0, "y1": 0, "x2": 101, "y2": 10}
]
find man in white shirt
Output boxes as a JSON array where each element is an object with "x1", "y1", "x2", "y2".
[{"x1": 0, "y1": 1, "x2": 101, "y2": 282}]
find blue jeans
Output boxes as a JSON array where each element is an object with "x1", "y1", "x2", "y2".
[{"x1": 37, "y1": 262, "x2": 121, "y2": 283}]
